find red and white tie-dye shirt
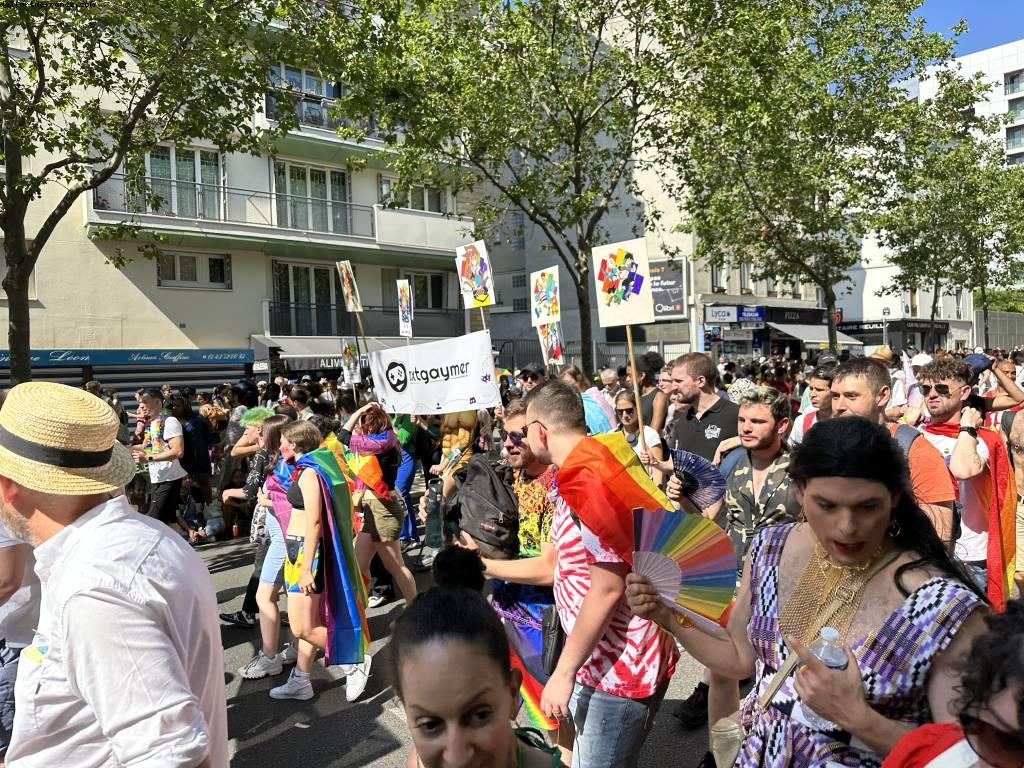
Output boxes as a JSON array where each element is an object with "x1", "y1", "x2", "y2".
[{"x1": 550, "y1": 488, "x2": 678, "y2": 699}]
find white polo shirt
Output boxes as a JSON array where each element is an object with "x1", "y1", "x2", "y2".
[{"x1": 7, "y1": 496, "x2": 227, "y2": 768}]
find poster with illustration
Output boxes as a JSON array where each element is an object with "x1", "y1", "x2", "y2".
[
  {"x1": 530, "y1": 266, "x2": 561, "y2": 327},
  {"x1": 336, "y1": 260, "x2": 363, "y2": 313},
  {"x1": 397, "y1": 279, "x2": 413, "y2": 338},
  {"x1": 341, "y1": 338, "x2": 361, "y2": 385},
  {"x1": 593, "y1": 238, "x2": 655, "y2": 327},
  {"x1": 455, "y1": 240, "x2": 496, "y2": 309},
  {"x1": 537, "y1": 322, "x2": 565, "y2": 367}
]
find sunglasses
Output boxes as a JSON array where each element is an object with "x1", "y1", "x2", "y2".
[
  {"x1": 520, "y1": 373, "x2": 539, "y2": 383},
  {"x1": 919, "y1": 383, "x2": 956, "y2": 397},
  {"x1": 960, "y1": 711, "x2": 1024, "y2": 768},
  {"x1": 615, "y1": 408, "x2": 636, "y2": 416},
  {"x1": 499, "y1": 429, "x2": 526, "y2": 447},
  {"x1": 522, "y1": 419, "x2": 546, "y2": 438}
]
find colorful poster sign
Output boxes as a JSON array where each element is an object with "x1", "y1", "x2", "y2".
[
  {"x1": 530, "y1": 267, "x2": 561, "y2": 327},
  {"x1": 397, "y1": 279, "x2": 413, "y2": 338},
  {"x1": 593, "y1": 238, "x2": 655, "y2": 328},
  {"x1": 369, "y1": 331, "x2": 500, "y2": 415},
  {"x1": 455, "y1": 240, "x2": 496, "y2": 309},
  {"x1": 341, "y1": 338, "x2": 361, "y2": 384},
  {"x1": 336, "y1": 260, "x2": 363, "y2": 313},
  {"x1": 649, "y1": 260, "x2": 687, "y2": 320},
  {"x1": 537, "y1": 322, "x2": 565, "y2": 367}
]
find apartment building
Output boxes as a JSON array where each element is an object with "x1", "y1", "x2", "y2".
[{"x1": 0, "y1": 60, "x2": 473, "y2": 390}]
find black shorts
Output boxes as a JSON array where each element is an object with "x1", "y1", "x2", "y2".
[{"x1": 147, "y1": 478, "x2": 183, "y2": 525}]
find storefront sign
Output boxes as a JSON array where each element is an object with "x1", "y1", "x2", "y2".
[
  {"x1": 737, "y1": 306, "x2": 765, "y2": 323},
  {"x1": 765, "y1": 307, "x2": 827, "y2": 325},
  {"x1": 0, "y1": 348, "x2": 254, "y2": 368},
  {"x1": 650, "y1": 260, "x2": 687, "y2": 320},
  {"x1": 839, "y1": 321, "x2": 885, "y2": 334},
  {"x1": 723, "y1": 329, "x2": 752, "y2": 341},
  {"x1": 704, "y1": 306, "x2": 737, "y2": 323}
]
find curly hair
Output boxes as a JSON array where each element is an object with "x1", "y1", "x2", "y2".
[
  {"x1": 918, "y1": 358, "x2": 973, "y2": 385},
  {"x1": 955, "y1": 599, "x2": 1024, "y2": 724}
]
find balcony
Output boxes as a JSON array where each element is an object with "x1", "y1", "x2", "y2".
[
  {"x1": 265, "y1": 301, "x2": 464, "y2": 338},
  {"x1": 264, "y1": 91, "x2": 386, "y2": 140}
]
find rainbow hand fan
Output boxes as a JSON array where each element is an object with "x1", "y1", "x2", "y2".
[
  {"x1": 670, "y1": 450, "x2": 726, "y2": 510},
  {"x1": 632, "y1": 507, "x2": 736, "y2": 638}
]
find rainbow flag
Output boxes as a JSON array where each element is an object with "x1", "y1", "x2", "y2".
[
  {"x1": 980, "y1": 428, "x2": 1018, "y2": 610},
  {"x1": 556, "y1": 432, "x2": 672, "y2": 565}
]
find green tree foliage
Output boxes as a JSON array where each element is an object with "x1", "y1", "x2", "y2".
[
  {"x1": 0, "y1": 1, "x2": 311, "y2": 382},
  {"x1": 660, "y1": 0, "x2": 960, "y2": 351},
  {"x1": 321, "y1": 0, "x2": 683, "y2": 373}
]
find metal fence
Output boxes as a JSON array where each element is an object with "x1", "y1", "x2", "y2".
[
  {"x1": 976, "y1": 310, "x2": 1024, "y2": 349},
  {"x1": 493, "y1": 338, "x2": 691, "y2": 375}
]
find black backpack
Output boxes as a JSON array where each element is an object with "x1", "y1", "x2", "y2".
[{"x1": 453, "y1": 455, "x2": 520, "y2": 560}]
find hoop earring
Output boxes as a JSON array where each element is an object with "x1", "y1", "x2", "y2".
[{"x1": 889, "y1": 518, "x2": 902, "y2": 537}]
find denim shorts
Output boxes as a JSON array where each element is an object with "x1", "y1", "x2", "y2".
[
  {"x1": 568, "y1": 680, "x2": 668, "y2": 768},
  {"x1": 258, "y1": 513, "x2": 286, "y2": 586}
]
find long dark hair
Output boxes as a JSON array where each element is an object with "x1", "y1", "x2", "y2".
[
  {"x1": 789, "y1": 417, "x2": 987, "y2": 603},
  {"x1": 260, "y1": 414, "x2": 289, "y2": 466}
]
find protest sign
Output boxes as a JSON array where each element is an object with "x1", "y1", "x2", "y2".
[
  {"x1": 370, "y1": 331, "x2": 500, "y2": 415},
  {"x1": 336, "y1": 260, "x2": 363, "y2": 313},
  {"x1": 455, "y1": 241, "x2": 496, "y2": 309},
  {"x1": 593, "y1": 238, "x2": 655, "y2": 328},
  {"x1": 530, "y1": 267, "x2": 561, "y2": 327},
  {"x1": 537, "y1": 322, "x2": 565, "y2": 366},
  {"x1": 397, "y1": 279, "x2": 413, "y2": 338}
]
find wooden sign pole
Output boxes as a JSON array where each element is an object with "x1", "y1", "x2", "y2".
[
  {"x1": 478, "y1": 306, "x2": 488, "y2": 331},
  {"x1": 625, "y1": 324, "x2": 650, "y2": 467}
]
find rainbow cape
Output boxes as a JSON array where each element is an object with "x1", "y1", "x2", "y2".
[
  {"x1": 923, "y1": 421, "x2": 1018, "y2": 609},
  {"x1": 555, "y1": 432, "x2": 672, "y2": 565},
  {"x1": 267, "y1": 449, "x2": 370, "y2": 664}
]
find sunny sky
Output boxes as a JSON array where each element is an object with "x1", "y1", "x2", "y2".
[{"x1": 917, "y1": 0, "x2": 1024, "y2": 55}]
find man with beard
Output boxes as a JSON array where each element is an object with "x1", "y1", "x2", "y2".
[
  {"x1": 831, "y1": 358, "x2": 956, "y2": 542},
  {"x1": 667, "y1": 387, "x2": 800, "y2": 756},
  {"x1": 0, "y1": 383, "x2": 226, "y2": 767}
]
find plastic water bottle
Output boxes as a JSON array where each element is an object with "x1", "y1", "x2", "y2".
[{"x1": 801, "y1": 627, "x2": 848, "y2": 731}]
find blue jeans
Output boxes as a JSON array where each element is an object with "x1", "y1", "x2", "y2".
[
  {"x1": 259, "y1": 513, "x2": 286, "y2": 585},
  {"x1": 0, "y1": 642, "x2": 19, "y2": 755},
  {"x1": 568, "y1": 680, "x2": 668, "y2": 768},
  {"x1": 396, "y1": 447, "x2": 419, "y2": 541}
]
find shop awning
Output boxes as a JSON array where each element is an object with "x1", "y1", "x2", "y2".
[
  {"x1": 251, "y1": 335, "x2": 347, "y2": 371},
  {"x1": 766, "y1": 323, "x2": 864, "y2": 347}
]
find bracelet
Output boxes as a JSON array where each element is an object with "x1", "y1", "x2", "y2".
[
  {"x1": 960, "y1": 426, "x2": 979, "y2": 439},
  {"x1": 674, "y1": 612, "x2": 694, "y2": 630}
]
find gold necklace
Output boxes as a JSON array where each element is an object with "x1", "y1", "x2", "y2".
[{"x1": 778, "y1": 542, "x2": 886, "y2": 646}]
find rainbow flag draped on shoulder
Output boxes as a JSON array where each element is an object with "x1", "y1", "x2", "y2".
[
  {"x1": 266, "y1": 449, "x2": 370, "y2": 665},
  {"x1": 555, "y1": 432, "x2": 672, "y2": 565}
]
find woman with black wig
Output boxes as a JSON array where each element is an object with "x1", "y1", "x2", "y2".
[{"x1": 627, "y1": 416, "x2": 989, "y2": 767}]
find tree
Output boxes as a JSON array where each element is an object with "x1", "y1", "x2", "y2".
[
  {"x1": 0, "y1": 1, "x2": 311, "y2": 382},
  {"x1": 320, "y1": 0, "x2": 685, "y2": 374},
  {"x1": 660, "y1": 0, "x2": 960, "y2": 352},
  {"x1": 975, "y1": 288, "x2": 1024, "y2": 315}
]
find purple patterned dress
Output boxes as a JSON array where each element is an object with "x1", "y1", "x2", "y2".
[{"x1": 736, "y1": 524, "x2": 982, "y2": 767}]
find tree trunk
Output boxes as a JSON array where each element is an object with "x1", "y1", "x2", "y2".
[
  {"x1": 928, "y1": 277, "x2": 940, "y2": 352},
  {"x1": 980, "y1": 283, "x2": 990, "y2": 350},
  {"x1": 575, "y1": 254, "x2": 595, "y2": 375},
  {"x1": 3, "y1": 259, "x2": 32, "y2": 385},
  {"x1": 824, "y1": 284, "x2": 838, "y2": 354}
]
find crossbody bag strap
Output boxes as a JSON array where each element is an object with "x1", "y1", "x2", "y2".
[{"x1": 757, "y1": 547, "x2": 901, "y2": 709}]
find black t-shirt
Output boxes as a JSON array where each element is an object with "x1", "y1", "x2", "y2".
[{"x1": 668, "y1": 397, "x2": 740, "y2": 462}]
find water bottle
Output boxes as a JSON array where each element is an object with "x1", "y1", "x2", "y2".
[
  {"x1": 801, "y1": 627, "x2": 848, "y2": 731},
  {"x1": 424, "y1": 479, "x2": 443, "y2": 548}
]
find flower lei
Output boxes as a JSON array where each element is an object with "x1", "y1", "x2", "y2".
[{"x1": 143, "y1": 410, "x2": 168, "y2": 458}]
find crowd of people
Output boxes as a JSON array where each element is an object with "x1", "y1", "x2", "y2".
[{"x1": 0, "y1": 344, "x2": 1023, "y2": 767}]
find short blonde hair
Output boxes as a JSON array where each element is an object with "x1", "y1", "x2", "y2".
[
  {"x1": 281, "y1": 420, "x2": 322, "y2": 454},
  {"x1": 736, "y1": 386, "x2": 790, "y2": 423}
]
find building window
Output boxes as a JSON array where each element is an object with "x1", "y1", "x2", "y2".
[
  {"x1": 788, "y1": 281, "x2": 801, "y2": 298},
  {"x1": 511, "y1": 273, "x2": 527, "y2": 289},
  {"x1": 1007, "y1": 69, "x2": 1024, "y2": 97},
  {"x1": 955, "y1": 288, "x2": 964, "y2": 320},
  {"x1": 157, "y1": 251, "x2": 232, "y2": 289},
  {"x1": 0, "y1": 242, "x2": 37, "y2": 300},
  {"x1": 512, "y1": 297, "x2": 529, "y2": 313},
  {"x1": 1008, "y1": 126, "x2": 1024, "y2": 152},
  {"x1": 266, "y1": 63, "x2": 342, "y2": 128},
  {"x1": 739, "y1": 262, "x2": 751, "y2": 291},
  {"x1": 274, "y1": 161, "x2": 350, "y2": 234},
  {"x1": 1010, "y1": 153, "x2": 1024, "y2": 166},
  {"x1": 144, "y1": 146, "x2": 222, "y2": 219},
  {"x1": 511, "y1": 212, "x2": 526, "y2": 250},
  {"x1": 710, "y1": 264, "x2": 727, "y2": 292},
  {"x1": 406, "y1": 270, "x2": 446, "y2": 309},
  {"x1": 378, "y1": 176, "x2": 446, "y2": 214},
  {"x1": 1011, "y1": 97, "x2": 1024, "y2": 124},
  {"x1": 910, "y1": 289, "x2": 919, "y2": 317},
  {"x1": 766, "y1": 276, "x2": 777, "y2": 296}
]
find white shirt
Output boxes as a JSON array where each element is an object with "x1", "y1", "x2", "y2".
[
  {"x1": 0, "y1": 521, "x2": 38, "y2": 647},
  {"x1": 8, "y1": 496, "x2": 228, "y2": 768},
  {"x1": 920, "y1": 431, "x2": 990, "y2": 562},
  {"x1": 148, "y1": 415, "x2": 188, "y2": 484}
]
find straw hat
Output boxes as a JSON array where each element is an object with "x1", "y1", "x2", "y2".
[
  {"x1": 869, "y1": 345, "x2": 895, "y2": 364},
  {"x1": 0, "y1": 382, "x2": 136, "y2": 495}
]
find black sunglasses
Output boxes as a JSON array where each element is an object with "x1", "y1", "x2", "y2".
[
  {"x1": 499, "y1": 428, "x2": 525, "y2": 447},
  {"x1": 522, "y1": 419, "x2": 546, "y2": 438},
  {"x1": 615, "y1": 407, "x2": 636, "y2": 416},
  {"x1": 920, "y1": 383, "x2": 955, "y2": 397},
  {"x1": 960, "y1": 711, "x2": 1024, "y2": 768},
  {"x1": 520, "y1": 373, "x2": 540, "y2": 383}
]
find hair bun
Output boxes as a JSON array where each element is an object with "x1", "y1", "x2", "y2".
[{"x1": 432, "y1": 546, "x2": 486, "y2": 592}]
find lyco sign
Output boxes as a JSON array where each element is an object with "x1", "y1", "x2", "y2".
[{"x1": 704, "y1": 306, "x2": 737, "y2": 323}]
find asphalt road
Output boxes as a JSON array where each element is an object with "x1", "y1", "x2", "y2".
[{"x1": 206, "y1": 539, "x2": 710, "y2": 767}]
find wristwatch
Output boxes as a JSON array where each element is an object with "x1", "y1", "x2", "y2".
[{"x1": 959, "y1": 426, "x2": 979, "y2": 439}]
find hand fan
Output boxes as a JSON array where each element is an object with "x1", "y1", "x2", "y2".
[
  {"x1": 670, "y1": 450, "x2": 726, "y2": 510},
  {"x1": 632, "y1": 507, "x2": 736, "y2": 637}
]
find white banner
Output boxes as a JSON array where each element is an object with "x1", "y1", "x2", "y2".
[{"x1": 370, "y1": 331, "x2": 500, "y2": 415}]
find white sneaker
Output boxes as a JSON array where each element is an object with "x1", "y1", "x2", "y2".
[
  {"x1": 238, "y1": 652, "x2": 283, "y2": 680},
  {"x1": 345, "y1": 654, "x2": 372, "y2": 703},
  {"x1": 269, "y1": 670, "x2": 314, "y2": 701},
  {"x1": 277, "y1": 643, "x2": 298, "y2": 666}
]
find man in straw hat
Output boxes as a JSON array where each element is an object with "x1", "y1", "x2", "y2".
[{"x1": 0, "y1": 383, "x2": 227, "y2": 767}]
